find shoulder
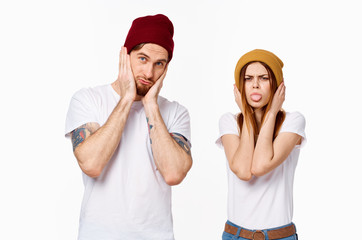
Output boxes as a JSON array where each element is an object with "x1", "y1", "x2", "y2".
[
  {"x1": 279, "y1": 111, "x2": 306, "y2": 141},
  {"x1": 218, "y1": 112, "x2": 239, "y2": 134},
  {"x1": 219, "y1": 112, "x2": 238, "y2": 126},
  {"x1": 72, "y1": 84, "x2": 109, "y2": 100},
  {"x1": 71, "y1": 84, "x2": 111, "y2": 107},
  {"x1": 158, "y1": 96, "x2": 189, "y2": 113},
  {"x1": 216, "y1": 112, "x2": 239, "y2": 147},
  {"x1": 283, "y1": 111, "x2": 306, "y2": 127}
]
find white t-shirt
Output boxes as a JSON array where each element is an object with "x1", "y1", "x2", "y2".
[
  {"x1": 216, "y1": 111, "x2": 306, "y2": 230},
  {"x1": 65, "y1": 84, "x2": 191, "y2": 240}
]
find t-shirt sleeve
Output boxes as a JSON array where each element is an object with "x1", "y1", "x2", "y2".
[
  {"x1": 215, "y1": 112, "x2": 239, "y2": 149},
  {"x1": 64, "y1": 88, "x2": 99, "y2": 138},
  {"x1": 279, "y1": 111, "x2": 307, "y2": 149},
  {"x1": 168, "y1": 103, "x2": 191, "y2": 146}
]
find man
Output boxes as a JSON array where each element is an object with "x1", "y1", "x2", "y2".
[{"x1": 65, "y1": 14, "x2": 192, "y2": 240}]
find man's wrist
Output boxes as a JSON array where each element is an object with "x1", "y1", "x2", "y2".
[
  {"x1": 121, "y1": 94, "x2": 135, "y2": 104},
  {"x1": 143, "y1": 101, "x2": 159, "y2": 113},
  {"x1": 114, "y1": 96, "x2": 133, "y2": 113}
]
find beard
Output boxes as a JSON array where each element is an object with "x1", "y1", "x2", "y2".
[{"x1": 135, "y1": 79, "x2": 153, "y2": 96}]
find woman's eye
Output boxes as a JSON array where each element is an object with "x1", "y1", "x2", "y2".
[
  {"x1": 262, "y1": 77, "x2": 269, "y2": 80},
  {"x1": 245, "y1": 77, "x2": 251, "y2": 81}
]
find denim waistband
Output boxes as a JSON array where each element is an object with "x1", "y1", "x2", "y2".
[
  {"x1": 225, "y1": 220, "x2": 297, "y2": 239},
  {"x1": 226, "y1": 220, "x2": 296, "y2": 232}
]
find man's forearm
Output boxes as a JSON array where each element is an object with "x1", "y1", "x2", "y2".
[
  {"x1": 144, "y1": 103, "x2": 192, "y2": 185},
  {"x1": 74, "y1": 98, "x2": 133, "y2": 177}
]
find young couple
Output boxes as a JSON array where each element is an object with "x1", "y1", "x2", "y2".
[{"x1": 65, "y1": 14, "x2": 306, "y2": 240}]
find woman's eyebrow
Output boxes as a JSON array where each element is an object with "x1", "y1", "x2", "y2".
[{"x1": 245, "y1": 74, "x2": 268, "y2": 76}]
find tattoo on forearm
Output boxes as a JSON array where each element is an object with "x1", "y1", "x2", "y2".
[
  {"x1": 170, "y1": 133, "x2": 191, "y2": 155},
  {"x1": 146, "y1": 117, "x2": 153, "y2": 132},
  {"x1": 71, "y1": 123, "x2": 97, "y2": 151},
  {"x1": 146, "y1": 117, "x2": 153, "y2": 144},
  {"x1": 72, "y1": 128, "x2": 86, "y2": 151}
]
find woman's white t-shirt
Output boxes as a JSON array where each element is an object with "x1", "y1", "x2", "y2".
[{"x1": 216, "y1": 111, "x2": 306, "y2": 230}]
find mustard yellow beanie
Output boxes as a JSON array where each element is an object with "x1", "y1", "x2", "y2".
[{"x1": 234, "y1": 49, "x2": 284, "y2": 89}]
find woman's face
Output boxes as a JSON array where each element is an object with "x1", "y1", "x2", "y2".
[{"x1": 244, "y1": 62, "x2": 271, "y2": 109}]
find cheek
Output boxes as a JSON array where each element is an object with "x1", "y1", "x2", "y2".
[
  {"x1": 130, "y1": 62, "x2": 142, "y2": 76},
  {"x1": 154, "y1": 68, "x2": 165, "y2": 79},
  {"x1": 262, "y1": 83, "x2": 271, "y2": 96},
  {"x1": 265, "y1": 93, "x2": 272, "y2": 102},
  {"x1": 243, "y1": 83, "x2": 253, "y2": 95}
]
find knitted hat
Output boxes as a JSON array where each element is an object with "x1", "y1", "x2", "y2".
[
  {"x1": 124, "y1": 14, "x2": 174, "y2": 61},
  {"x1": 234, "y1": 49, "x2": 284, "y2": 89}
]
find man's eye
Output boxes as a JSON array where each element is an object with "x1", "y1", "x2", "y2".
[
  {"x1": 140, "y1": 57, "x2": 146, "y2": 61},
  {"x1": 156, "y1": 62, "x2": 163, "y2": 66}
]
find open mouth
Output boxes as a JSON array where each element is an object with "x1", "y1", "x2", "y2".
[{"x1": 250, "y1": 93, "x2": 262, "y2": 102}]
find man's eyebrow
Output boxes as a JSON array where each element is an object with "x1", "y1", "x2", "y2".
[
  {"x1": 157, "y1": 58, "x2": 168, "y2": 63},
  {"x1": 137, "y1": 52, "x2": 150, "y2": 58}
]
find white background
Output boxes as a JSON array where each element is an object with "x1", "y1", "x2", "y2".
[{"x1": 1, "y1": 0, "x2": 361, "y2": 239}]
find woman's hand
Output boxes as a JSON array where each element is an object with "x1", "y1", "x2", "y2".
[
  {"x1": 270, "y1": 82, "x2": 285, "y2": 115},
  {"x1": 234, "y1": 84, "x2": 244, "y2": 115}
]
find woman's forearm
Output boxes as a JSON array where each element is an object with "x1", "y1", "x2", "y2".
[
  {"x1": 230, "y1": 121, "x2": 255, "y2": 181},
  {"x1": 251, "y1": 112, "x2": 277, "y2": 176}
]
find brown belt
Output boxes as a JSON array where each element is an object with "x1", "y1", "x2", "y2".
[{"x1": 224, "y1": 222, "x2": 296, "y2": 240}]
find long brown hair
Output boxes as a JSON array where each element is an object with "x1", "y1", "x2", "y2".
[{"x1": 237, "y1": 61, "x2": 285, "y2": 141}]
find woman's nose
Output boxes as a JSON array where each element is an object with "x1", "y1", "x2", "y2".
[{"x1": 252, "y1": 78, "x2": 259, "y2": 88}]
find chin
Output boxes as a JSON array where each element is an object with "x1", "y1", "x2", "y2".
[
  {"x1": 248, "y1": 101, "x2": 267, "y2": 110},
  {"x1": 136, "y1": 85, "x2": 151, "y2": 96}
]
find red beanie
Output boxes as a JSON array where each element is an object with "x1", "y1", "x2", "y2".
[{"x1": 124, "y1": 14, "x2": 174, "y2": 61}]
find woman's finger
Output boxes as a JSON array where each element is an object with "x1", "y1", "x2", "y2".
[
  {"x1": 280, "y1": 84, "x2": 285, "y2": 97},
  {"x1": 276, "y1": 82, "x2": 284, "y2": 96}
]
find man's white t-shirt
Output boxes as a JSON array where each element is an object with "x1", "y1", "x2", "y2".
[
  {"x1": 65, "y1": 84, "x2": 191, "y2": 240},
  {"x1": 216, "y1": 112, "x2": 306, "y2": 230}
]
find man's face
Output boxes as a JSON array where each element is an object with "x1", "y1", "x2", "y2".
[{"x1": 129, "y1": 43, "x2": 168, "y2": 96}]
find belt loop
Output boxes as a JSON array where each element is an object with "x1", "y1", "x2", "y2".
[
  {"x1": 235, "y1": 226, "x2": 241, "y2": 237},
  {"x1": 292, "y1": 222, "x2": 297, "y2": 233}
]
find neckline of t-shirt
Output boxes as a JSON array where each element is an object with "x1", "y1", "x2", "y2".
[{"x1": 108, "y1": 84, "x2": 143, "y2": 109}]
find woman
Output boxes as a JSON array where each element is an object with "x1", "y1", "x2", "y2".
[{"x1": 216, "y1": 49, "x2": 306, "y2": 240}]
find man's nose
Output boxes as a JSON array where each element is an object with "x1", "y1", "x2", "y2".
[{"x1": 144, "y1": 64, "x2": 154, "y2": 79}]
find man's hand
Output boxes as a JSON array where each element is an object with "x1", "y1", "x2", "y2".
[
  {"x1": 270, "y1": 82, "x2": 285, "y2": 115},
  {"x1": 142, "y1": 66, "x2": 168, "y2": 106},
  {"x1": 118, "y1": 46, "x2": 136, "y2": 102}
]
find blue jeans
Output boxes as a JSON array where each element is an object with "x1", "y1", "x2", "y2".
[{"x1": 222, "y1": 220, "x2": 298, "y2": 240}]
